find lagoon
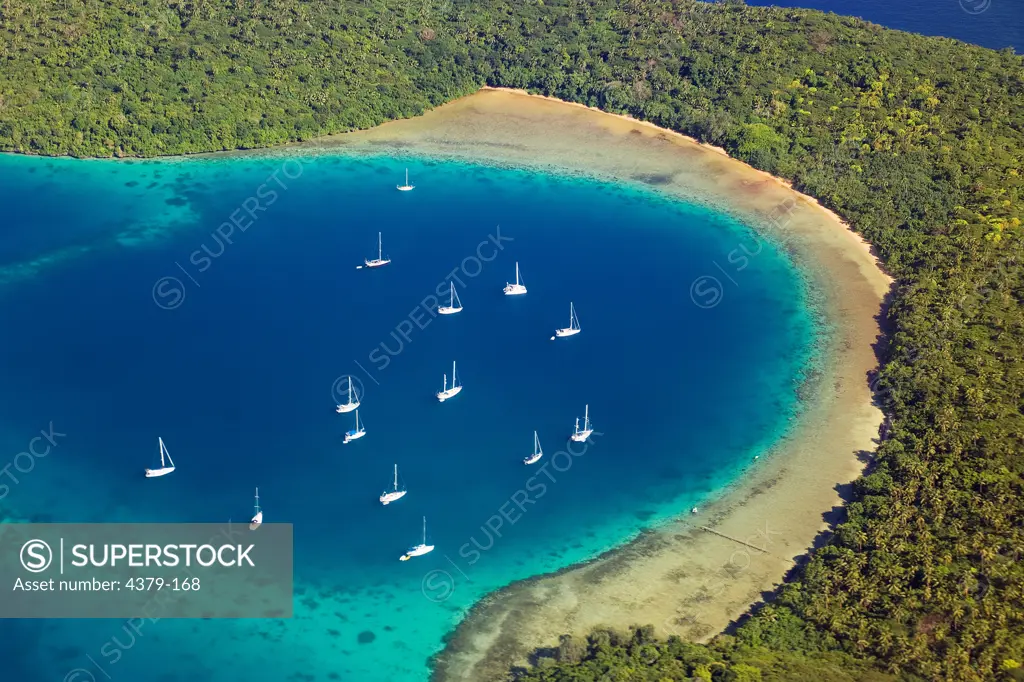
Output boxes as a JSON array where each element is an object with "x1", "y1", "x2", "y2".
[{"x1": 0, "y1": 151, "x2": 815, "y2": 682}]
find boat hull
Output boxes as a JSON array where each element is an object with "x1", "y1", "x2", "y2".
[
  {"x1": 523, "y1": 453, "x2": 542, "y2": 465},
  {"x1": 402, "y1": 544, "x2": 434, "y2": 560},
  {"x1": 555, "y1": 327, "x2": 581, "y2": 337},
  {"x1": 343, "y1": 430, "x2": 367, "y2": 443},
  {"x1": 504, "y1": 285, "x2": 527, "y2": 295},
  {"x1": 144, "y1": 467, "x2": 174, "y2": 478},
  {"x1": 380, "y1": 490, "x2": 407, "y2": 505},
  {"x1": 438, "y1": 306, "x2": 463, "y2": 315},
  {"x1": 570, "y1": 429, "x2": 593, "y2": 443},
  {"x1": 250, "y1": 512, "x2": 263, "y2": 530},
  {"x1": 364, "y1": 259, "x2": 391, "y2": 268},
  {"x1": 396, "y1": 186, "x2": 414, "y2": 192},
  {"x1": 336, "y1": 402, "x2": 360, "y2": 414},
  {"x1": 437, "y1": 386, "x2": 463, "y2": 402}
]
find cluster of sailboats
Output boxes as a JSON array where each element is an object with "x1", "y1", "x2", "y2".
[
  {"x1": 357, "y1": 229, "x2": 581, "y2": 340},
  {"x1": 346, "y1": 227, "x2": 594, "y2": 561},
  {"x1": 145, "y1": 169, "x2": 595, "y2": 559}
]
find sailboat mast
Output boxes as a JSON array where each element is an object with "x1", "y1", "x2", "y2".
[
  {"x1": 393, "y1": 464, "x2": 398, "y2": 491},
  {"x1": 158, "y1": 437, "x2": 165, "y2": 467},
  {"x1": 422, "y1": 516, "x2": 426, "y2": 544},
  {"x1": 255, "y1": 488, "x2": 260, "y2": 513},
  {"x1": 378, "y1": 232, "x2": 382, "y2": 261},
  {"x1": 516, "y1": 262, "x2": 520, "y2": 285},
  {"x1": 452, "y1": 360, "x2": 456, "y2": 386},
  {"x1": 584, "y1": 404, "x2": 589, "y2": 429}
]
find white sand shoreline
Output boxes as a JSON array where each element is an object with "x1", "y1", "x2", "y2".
[
  {"x1": 294, "y1": 89, "x2": 891, "y2": 682},
  {"x1": 2, "y1": 88, "x2": 892, "y2": 682}
]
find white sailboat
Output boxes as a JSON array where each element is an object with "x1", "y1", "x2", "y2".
[
  {"x1": 379, "y1": 464, "x2": 407, "y2": 505},
  {"x1": 363, "y1": 232, "x2": 391, "y2": 268},
  {"x1": 553, "y1": 302, "x2": 581, "y2": 339},
  {"x1": 436, "y1": 361, "x2": 463, "y2": 402},
  {"x1": 571, "y1": 404, "x2": 593, "y2": 442},
  {"x1": 399, "y1": 516, "x2": 434, "y2": 561},
  {"x1": 250, "y1": 488, "x2": 263, "y2": 530},
  {"x1": 438, "y1": 282, "x2": 463, "y2": 315},
  {"x1": 343, "y1": 409, "x2": 367, "y2": 443},
  {"x1": 396, "y1": 168, "x2": 415, "y2": 192},
  {"x1": 335, "y1": 376, "x2": 361, "y2": 413},
  {"x1": 524, "y1": 430, "x2": 543, "y2": 465},
  {"x1": 144, "y1": 437, "x2": 175, "y2": 478},
  {"x1": 503, "y1": 262, "x2": 527, "y2": 296}
]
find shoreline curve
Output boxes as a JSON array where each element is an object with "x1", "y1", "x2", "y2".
[
  {"x1": 1, "y1": 87, "x2": 893, "y2": 681},
  {"x1": 296, "y1": 88, "x2": 893, "y2": 682}
]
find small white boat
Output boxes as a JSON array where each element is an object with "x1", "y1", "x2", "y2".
[
  {"x1": 396, "y1": 168, "x2": 415, "y2": 192},
  {"x1": 438, "y1": 282, "x2": 463, "y2": 315},
  {"x1": 503, "y1": 262, "x2": 527, "y2": 296},
  {"x1": 335, "y1": 375, "x2": 361, "y2": 413},
  {"x1": 343, "y1": 409, "x2": 367, "y2": 443},
  {"x1": 553, "y1": 302, "x2": 581, "y2": 339},
  {"x1": 364, "y1": 232, "x2": 391, "y2": 268},
  {"x1": 570, "y1": 404, "x2": 593, "y2": 442},
  {"x1": 399, "y1": 516, "x2": 434, "y2": 561},
  {"x1": 250, "y1": 488, "x2": 263, "y2": 530},
  {"x1": 524, "y1": 430, "x2": 543, "y2": 465},
  {"x1": 436, "y1": 361, "x2": 463, "y2": 402},
  {"x1": 144, "y1": 437, "x2": 176, "y2": 478},
  {"x1": 380, "y1": 464, "x2": 407, "y2": 505}
]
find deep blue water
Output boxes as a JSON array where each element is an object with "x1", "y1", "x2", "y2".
[
  {"x1": 0, "y1": 153, "x2": 815, "y2": 681},
  {"x1": 744, "y1": 0, "x2": 1022, "y2": 51}
]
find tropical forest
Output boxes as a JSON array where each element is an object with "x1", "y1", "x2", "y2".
[{"x1": 1, "y1": 0, "x2": 1022, "y2": 680}]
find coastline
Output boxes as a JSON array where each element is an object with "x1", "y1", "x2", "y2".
[
  {"x1": 285, "y1": 88, "x2": 891, "y2": 680},
  {"x1": 0, "y1": 88, "x2": 893, "y2": 680}
]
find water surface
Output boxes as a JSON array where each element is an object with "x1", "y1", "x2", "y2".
[{"x1": 0, "y1": 152, "x2": 816, "y2": 681}]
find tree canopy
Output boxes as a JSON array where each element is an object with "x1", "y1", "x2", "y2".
[{"x1": 2, "y1": 1, "x2": 1023, "y2": 680}]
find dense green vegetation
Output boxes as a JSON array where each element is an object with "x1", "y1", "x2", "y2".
[{"x1": 3, "y1": 0, "x2": 1023, "y2": 680}]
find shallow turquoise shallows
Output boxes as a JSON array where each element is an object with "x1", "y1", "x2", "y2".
[{"x1": 0, "y1": 152, "x2": 816, "y2": 682}]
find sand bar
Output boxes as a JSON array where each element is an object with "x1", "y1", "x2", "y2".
[{"x1": 286, "y1": 88, "x2": 893, "y2": 680}]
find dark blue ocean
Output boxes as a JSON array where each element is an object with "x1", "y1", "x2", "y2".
[
  {"x1": 0, "y1": 152, "x2": 815, "y2": 681},
  {"x1": 745, "y1": 0, "x2": 1021, "y2": 51}
]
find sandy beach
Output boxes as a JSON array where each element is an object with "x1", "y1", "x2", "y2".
[{"x1": 289, "y1": 88, "x2": 893, "y2": 680}]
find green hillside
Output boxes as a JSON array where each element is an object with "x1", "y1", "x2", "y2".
[{"x1": 2, "y1": 1, "x2": 1022, "y2": 680}]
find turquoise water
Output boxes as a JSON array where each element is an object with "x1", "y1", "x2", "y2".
[{"x1": 0, "y1": 152, "x2": 816, "y2": 682}]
